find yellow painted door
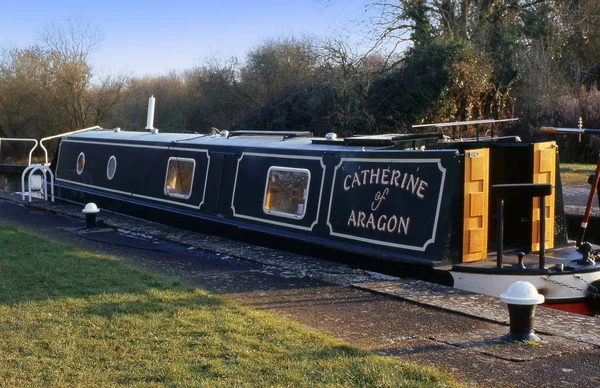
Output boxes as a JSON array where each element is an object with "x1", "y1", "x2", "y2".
[
  {"x1": 532, "y1": 142, "x2": 556, "y2": 251},
  {"x1": 462, "y1": 148, "x2": 489, "y2": 262}
]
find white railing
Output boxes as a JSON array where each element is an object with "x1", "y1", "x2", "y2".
[
  {"x1": 12, "y1": 126, "x2": 101, "y2": 202},
  {"x1": 0, "y1": 138, "x2": 39, "y2": 166},
  {"x1": 21, "y1": 164, "x2": 54, "y2": 202},
  {"x1": 39, "y1": 125, "x2": 102, "y2": 165}
]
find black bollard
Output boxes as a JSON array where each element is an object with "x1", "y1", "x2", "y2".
[
  {"x1": 500, "y1": 281, "x2": 544, "y2": 342},
  {"x1": 82, "y1": 203, "x2": 100, "y2": 228},
  {"x1": 503, "y1": 304, "x2": 541, "y2": 342}
]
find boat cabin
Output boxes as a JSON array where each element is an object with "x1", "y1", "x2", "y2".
[{"x1": 50, "y1": 127, "x2": 564, "y2": 270}]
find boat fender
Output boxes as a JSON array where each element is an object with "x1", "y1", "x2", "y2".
[
  {"x1": 29, "y1": 175, "x2": 42, "y2": 192},
  {"x1": 500, "y1": 281, "x2": 544, "y2": 342}
]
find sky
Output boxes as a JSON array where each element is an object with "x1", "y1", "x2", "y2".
[{"x1": 0, "y1": 0, "x2": 369, "y2": 78}]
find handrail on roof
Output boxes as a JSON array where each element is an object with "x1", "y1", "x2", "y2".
[
  {"x1": 412, "y1": 118, "x2": 519, "y2": 128},
  {"x1": 39, "y1": 125, "x2": 103, "y2": 165},
  {"x1": 412, "y1": 118, "x2": 519, "y2": 141},
  {"x1": 228, "y1": 130, "x2": 313, "y2": 138},
  {"x1": 0, "y1": 138, "x2": 39, "y2": 166}
]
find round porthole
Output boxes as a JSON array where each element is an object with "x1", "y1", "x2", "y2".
[
  {"x1": 107, "y1": 156, "x2": 117, "y2": 180},
  {"x1": 76, "y1": 152, "x2": 85, "y2": 175}
]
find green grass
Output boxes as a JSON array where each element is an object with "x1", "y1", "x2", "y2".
[
  {"x1": 560, "y1": 163, "x2": 597, "y2": 173},
  {"x1": 560, "y1": 163, "x2": 596, "y2": 188},
  {"x1": 0, "y1": 223, "x2": 459, "y2": 387}
]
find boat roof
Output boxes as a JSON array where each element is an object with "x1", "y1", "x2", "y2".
[{"x1": 64, "y1": 129, "x2": 446, "y2": 152}]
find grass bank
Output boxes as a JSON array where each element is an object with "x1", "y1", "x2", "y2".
[
  {"x1": 0, "y1": 223, "x2": 459, "y2": 387},
  {"x1": 560, "y1": 163, "x2": 596, "y2": 188}
]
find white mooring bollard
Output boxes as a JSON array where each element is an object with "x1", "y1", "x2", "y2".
[
  {"x1": 500, "y1": 281, "x2": 545, "y2": 342},
  {"x1": 82, "y1": 203, "x2": 100, "y2": 228}
]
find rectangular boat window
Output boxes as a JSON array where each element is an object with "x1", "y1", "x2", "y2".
[
  {"x1": 263, "y1": 167, "x2": 310, "y2": 219},
  {"x1": 164, "y1": 157, "x2": 195, "y2": 199}
]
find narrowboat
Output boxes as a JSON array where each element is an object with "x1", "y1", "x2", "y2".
[{"x1": 32, "y1": 99, "x2": 600, "y2": 315}]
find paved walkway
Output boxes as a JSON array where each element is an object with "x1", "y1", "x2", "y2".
[
  {"x1": 563, "y1": 187, "x2": 600, "y2": 216},
  {"x1": 1, "y1": 191, "x2": 599, "y2": 387}
]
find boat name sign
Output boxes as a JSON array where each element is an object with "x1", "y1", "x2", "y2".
[{"x1": 327, "y1": 157, "x2": 447, "y2": 252}]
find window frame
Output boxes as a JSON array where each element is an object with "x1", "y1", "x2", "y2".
[
  {"x1": 262, "y1": 166, "x2": 311, "y2": 220},
  {"x1": 76, "y1": 152, "x2": 85, "y2": 175},
  {"x1": 106, "y1": 155, "x2": 117, "y2": 180},
  {"x1": 163, "y1": 157, "x2": 196, "y2": 200}
]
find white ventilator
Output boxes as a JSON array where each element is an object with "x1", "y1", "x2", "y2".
[{"x1": 146, "y1": 96, "x2": 157, "y2": 133}]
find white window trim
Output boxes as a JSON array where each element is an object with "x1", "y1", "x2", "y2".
[
  {"x1": 106, "y1": 155, "x2": 117, "y2": 180},
  {"x1": 76, "y1": 152, "x2": 85, "y2": 175},
  {"x1": 163, "y1": 157, "x2": 196, "y2": 200},
  {"x1": 262, "y1": 166, "x2": 310, "y2": 220}
]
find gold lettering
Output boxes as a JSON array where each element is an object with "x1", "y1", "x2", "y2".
[
  {"x1": 381, "y1": 168, "x2": 390, "y2": 185},
  {"x1": 416, "y1": 180, "x2": 428, "y2": 199},
  {"x1": 357, "y1": 211, "x2": 367, "y2": 227},
  {"x1": 352, "y1": 172, "x2": 361, "y2": 188},
  {"x1": 391, "y1": 170, "x2": 401, "y2": 187},
  {"x1": 398, "y1": 217, "x2": 410, "y2": 235},
  {"x1": 406, "y1": 174, "x2": 420, "y2": 194},
  {"x1": 377, "y1": 215, "x2": 387, "y2": 231},
  {"x1": 387, "y1": 215, "x2": 398, "y2": 232},
  {"x1": 401, "y1": 173, "x2": 409, "y2": 189},
  {"x1": 344, "y1": 175, "x2": 352, "y2": 191},
  {"x1": 370, "y1": 168, "x2": 380, "y2": 184},
  {"x1": 366, "y1": 212, "x2": 376, "y2": 229},
  {"x1": 347, "y1": 210, "x2": 356, "y2": 227},
  {"x1": 361, "y1": 170, "x2": 369, "y2": 185},
  {"x1": 344, "y1": 167, "x2": 428, "y2": 201}
]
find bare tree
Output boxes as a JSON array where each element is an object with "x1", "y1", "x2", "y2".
[
  {"x1": 318, "y1": 37, "x2": 380, "y2": 133},
  {"x1": 111, "y1": 72, "x2": 188, "y2": 131},
  {"x1": 0, "y1": 19, "x2": 128, "y2": 139},
  {"x1": 39, "y1": 18, "x2": 128, "y2": 132},
  {"x1": 241, "y1": 37, "x2": 319, "y2": 104},
  {"x1": 37, "y1": 18, "x2": 102, "y2": 130},
  {"x1": 0, "y1": 47, "x2": 54, "y2": 138},
  {"x1": 37, "y1": 17, "x2": 102, "y2": 63},
  {"x1": 91, "y1": 73, "x2": 131, "y2": 125},
  {"x1": 187, "y1": 56, "x2": 250, "y2": 131},
  {"x1": 360, "y1": 0, "x2": 471, "y2": 54}
]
